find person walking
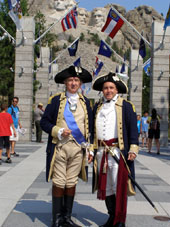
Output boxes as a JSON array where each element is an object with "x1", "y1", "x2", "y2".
[
  {"x1": 147, "y1": 108, "x2": 161, "y2": 155},
  {"x1": 137, "y1": 114, "x2": 141, "y2": 139},
  {"x1": 0, "y1": 103, "x2": 16, "y2": 164},
  {"x1": 7, "y1": 97, "x2": 22, "y2": 156},
  {"x1": 34, "y1": 103, "x2": 44, "y2": 143},
  {"x1": 40, "y1": 65, "x2": 93, "y2": 227},
  {"x1": 92, "y1": 72, "x2": 139, "y2": 227},
  {"x1": 141, "y1": 111, "x2": 149, "y2": 148}
]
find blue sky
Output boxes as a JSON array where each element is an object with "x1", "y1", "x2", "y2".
[{"x1": 78, "y1": 0, "x2": 169, "y2": 17}]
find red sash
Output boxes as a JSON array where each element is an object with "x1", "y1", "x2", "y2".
[{"x1": 113, "y1": 155, "x2": 129, "y2": 225}]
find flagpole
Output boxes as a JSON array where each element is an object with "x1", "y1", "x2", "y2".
[
  {"x1": 49, "y1": 36, "x2": 80, "y2": 65},
  {"x1": 0, "y1": 24, "x2": 15, "y2": 43},
  {"x1": 111, "y1": 6, "x2": 152, "y2": 48},
  {"x1": 160, "y1": 29, "x2": 166, "y2": 49},
  {"x1": 34, "y1": 3, "x2": 80, "y2": 44},
  {"x1": 101, "y1": 40, "x2": 129, "y2": 68}
]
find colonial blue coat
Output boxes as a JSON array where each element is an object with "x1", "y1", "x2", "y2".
[
  {"x1": 92, "y1": 96, "x2": 139, "y2": 192},
  {"x1": 40, "y1": 92, "x2": 93, "y2": 182}
]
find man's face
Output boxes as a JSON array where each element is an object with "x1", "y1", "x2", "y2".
[
  {"x1": 12, "y1": 98, "x2": 18, "y2": 107},
  {"x1": 102, "y1": 82, "x2": 118, "y2": 100},
  {"x1": 54, "y1": 0, "x2": 66, "y2": 11},
  {"x1": 78, "y1": 9, "x2": 87, "y2": 25},
  {"x1": 64, "y1": 77, "x2": 81, "y2": 94},
  {"x1": 94, "y1": 10, "x2": 104, "y2": 26}
]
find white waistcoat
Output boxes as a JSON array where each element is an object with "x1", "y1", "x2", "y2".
[{"x1": 96, "y1": 98, "x2": 118, "y2": 140}]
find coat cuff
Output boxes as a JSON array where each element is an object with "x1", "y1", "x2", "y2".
[
  {"x1": 51, "y1": 126, "x2": 60, "y2": 138},
  {"x1": 129, "y1": 144, "x2": 139, "y2": 155}
]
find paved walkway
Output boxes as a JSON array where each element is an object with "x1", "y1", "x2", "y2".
[{"x1": 0, "y1": 136, "x2": 170, "y2": 227}]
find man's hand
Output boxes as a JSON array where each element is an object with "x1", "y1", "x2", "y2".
[
  {"x1": 61, "y1": 129, "x2": 72, "y2": 138},
  {"x1": 14, "y1": 131, "x2": 17, "y2": 137},
  {"x1": 128, "y1": 152, "x2": 137, "y2": 161},
  {"x1": 88, "y1": 154, "x2": 93, "y2": 163}
]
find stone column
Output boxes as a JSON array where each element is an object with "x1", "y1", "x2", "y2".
[
  {"x1": 150, "y1": 21, "x2": 170, "y2": 146},
  {"x1": 14, "y1": 17, "x2": 35, "y2": 142},
  {"x1": 129, "y1": 49, "x2": 143, "y2": 115},
  {"x1": 35, "y1": 47, "x2": 50, "y2": 108}
]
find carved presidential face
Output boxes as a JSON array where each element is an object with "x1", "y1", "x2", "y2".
[
  {"x1": 92, "y1": 9, "x2": 105, "y2": 27},
  {"x1": 54, "y1": 0, "x2": 67, "y2": 11},
  {"x1": 78, "y1": 8, "x2": 88, "y2": 25}
]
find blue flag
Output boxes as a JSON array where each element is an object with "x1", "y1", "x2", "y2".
[
  {"x1": 143, "y1": 58, "x2": 151, "y2": 76},
  {"x1": 73, "y1": 57, "x2": 81, "y2": 67},
  {"x1": 68, "y1": 39, "x2": 79, "y2": 56},
  {"x1": 139, "y1": 38, "x2": 146, "y2": 59},
  {"x1": 164, "y1": 6, "x2": 170, "y2": 30},
  {"x1": 120, "y1": 55, "x2": 126, "y2": 73},
  {"x1": 115, "y1": 65, "x2": 119, "y2": 73},
  {"x1": 98, "y1": 40, "x2": 112, "y2": 58}
]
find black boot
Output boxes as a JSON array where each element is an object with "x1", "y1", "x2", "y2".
[
  {"x1": 62, "y1": 187, "x2": 81, "y2": 227},
  {"x1": 51, "y1": 186, "x2": 64, "y2": 227},
  {"x1": 99, "y1": 195, "x2": 116, "y2": 227},
  {"x1": 114, "y1": 223, "x2": 125, "y2": 227}
]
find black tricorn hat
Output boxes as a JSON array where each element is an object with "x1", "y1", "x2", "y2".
[
  {"x1": 54, "y1": 65, "x2": 92, "y2": 84},
  {"x1": 92, "y1": 72, "x2": 128, "y2": 94}
]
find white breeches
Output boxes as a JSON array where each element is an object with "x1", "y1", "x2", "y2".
[{"x1": 96, "y1": 147, "x2": 120, "y2": 196}]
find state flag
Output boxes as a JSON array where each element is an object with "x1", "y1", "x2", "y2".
[
  {"x1": 68, "y1": 38, "x2": 79, "y2": 56},
  {"x1": 164, "y1": 6, "x2": 170, "y2": 30},
  {"x1": 61, "y1": 7, "x2": 78, "y2": 32},
  {"x1": 73, "y1": 57, "x2": 81, "y2": 67},
  {"x1": 101, "y1": 8, "x2": 124, "y2": 39},
  {"x1": 98, "y1": 40, "x2": 112, "y2": 58},
  {"x1": 143, "y1": 58, "x2": 151, "y2": 76},
  {"x1": 93, "y1": 56, "x2": 103, "y2": 76},
  {"x1": 139, "y1": 38, "x2": 146, "y2": 59}
]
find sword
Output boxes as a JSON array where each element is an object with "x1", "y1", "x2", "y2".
[{"x1": 102, "y1": 140, "x2": 159, "y2": 213}]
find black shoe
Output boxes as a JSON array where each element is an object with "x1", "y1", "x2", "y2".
[
  {"x1": 114, "y1": 223, "x2": 125, "y2": 227},
  {"x1": 99, "y1": 215, "x2": 114, "y2": 227},
  {"x1": 5, "y1": 158, "x2": 12, "y2": 163},
  {"x1": 11, "y1": 152, "x2": 19, "y2": 157},
  {"x1": 51, "y1": 214, "x2": 64, "y2": 227},
  {"x1": 63, "y1": 217, "x2": 81, "y2": 227}
]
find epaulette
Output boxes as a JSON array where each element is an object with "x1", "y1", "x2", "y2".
[
  {"x1": 126, "y1": 100, "x2": 136, "y2": 113},
  {"x1": 48, "y1": 92, "x2": 61, "y2": 104}
]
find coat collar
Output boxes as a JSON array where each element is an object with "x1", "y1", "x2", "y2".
[{"x1": 59, "y1": 92, "x2": 86, "y2": 103}]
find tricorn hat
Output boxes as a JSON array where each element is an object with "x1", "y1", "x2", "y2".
[
  {"x1": 55, "y1": 65, "x2": 92, "y2": 84},
  {"x1": 92, "y1": 72, "x2": 128, "y2": 94}
]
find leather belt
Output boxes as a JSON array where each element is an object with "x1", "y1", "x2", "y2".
[{"x1": 98, "y1": 138, "x2": 118, "y2": 147}]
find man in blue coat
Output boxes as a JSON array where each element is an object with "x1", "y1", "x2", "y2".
[
  {"x1": 40, "y1": 65, "x2": 93, "y2": 227},
  {"x1": 92, "y1": 72, "x2": 139, "y2": 227}
]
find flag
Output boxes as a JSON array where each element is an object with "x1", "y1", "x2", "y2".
[
  {"x1": 115, "y1": 65, "x2": 119, "y2": 73},
  {"x1": 68, "y1": 38, "x2": 79, "y2": 56},
  {"x1": 61, "y1": 7, "x2": 78, "y2": 32},
  {"x1": 139, "y1": 38, "x2": 146, "y2": 59},
  {"x1": 101, "y1": 8, "x2": 124, "y2": 39},
  {"x1": 164, "y1": 6, "x2": 170, "y2": 30},
  {"x1": 73, "y1": 57, "x2": 81, "y2": 67},
  {"x1": 93, "y1": 56, "x2": 103, "y2": 76},
  {"x1": 120, "y1": 55, "x2": 126, "y2": 73},
  {"x1": 49, "y1": 49, "x2": 52, "y2": 74},
  {"x1": 8, "y1": 0, "x2": 22, "y2": 30},
  {"x1": 143, "y1": 58, "x2": 151, "y2": 76},
  {"x1": 98, "y1": 40, "x2": 112, "y2": 58}
]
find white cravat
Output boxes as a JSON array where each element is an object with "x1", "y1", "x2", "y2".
[{"x1": 66, "y1": 91, "x2": 79, "y2": 105}]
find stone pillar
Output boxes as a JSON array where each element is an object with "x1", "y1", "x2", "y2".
[
  {"x1": 150, "y1": 21, "x2": 170, "y2": 146},
  {"x1": 48, "y1": 63, "x2": 59, "y2": 96},
  {"x1": 35, "y1": 47, "x2": 50, "y2": 108},
  {"x1": 14, "y1": 17, "x2": 35, "y2": 142},
  {"x1": 129, "y1": 49, "x2": 143, "y2": 115}
]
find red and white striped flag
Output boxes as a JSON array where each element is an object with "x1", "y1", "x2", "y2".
[
  {"x1": 61, "y1": 7, "x2": 78, "y2": 32},
  {"x1": 101, "y1": 8, "x2": 124, "y2": 39}
]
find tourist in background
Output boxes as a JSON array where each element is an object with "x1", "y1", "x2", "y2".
[
  {"x1": 0, "y1": 103, "x2": 16, "y2": 164},
  {"x1": 147, "y1": 108, "x2": 161, "y2": 155},
  {"x1": 141, "y1": 111, "x2": 149, "y2": 148},
  {"x1": 7, "y1": 97, "x2": 22, "y2": 157},
  {"x1": 137, "y1": 114, "x2": 141, "y2": 139},
  {"x1": 34, "y1": 103, "x2": 44, "y2": 143}
]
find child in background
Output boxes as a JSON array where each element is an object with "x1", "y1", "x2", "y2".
[
  {"x1": 0, "y1": 103, "x2": 16, "y2": 164},
  {"x1": 137, "y1": 114, "x2": 141, "y2": 139}
]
